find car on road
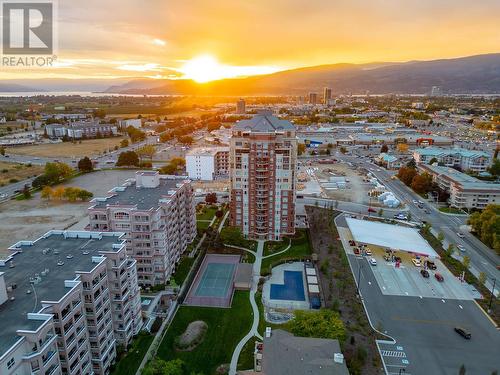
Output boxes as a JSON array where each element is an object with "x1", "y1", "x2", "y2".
[
  {"x1": 353, "y1": 247, "x2": 360, "y2": 255},
  {"x1": 454, "y1": 327, "x2": 471, "y2": 340},
  {"x1": 0, "y1": 193, "x2": 7, "y2": 199},
  {"x1": 411, "y1": 258, "x2": 421, "y2": 267},
  {"x1": 420, "y1": 269, "x2": 430, "y2": 278},
  {"x1": 368, "y1": 207, "x2": 376, "y2": 213},
  {"x1": 349, "y1": 240, "x2": 356, "y2": 246},
  {"x1": 457, "y1": 244, "x2": 466, "y2": 252},
  {"x1": 383, "y1": 253, "x2": 391, "y2": 261},
  {"x1": 426, "y1": 260, "x2": 437, "y2": 270},
  {"x1": 394, "y1": 213, "x2": 408, "y2": 220},
  {"x1": 369, "y1": 258, "x2": 377, "y2": 266},
  {"x1": 435, "y1": 273, "x2": 444, "y2": 282},
  {"x1": 456, "y1": 232, "x2": 465, "y2": 238},
  {"x1": 364, "y1": 248, "x2": 372, "y2": 256},
  {"x1": 413, "y1": 200, "x2": 419, "y2": 205},
  {"x1": 424, "y1": 209, "x2": 431, "y2": 214}
]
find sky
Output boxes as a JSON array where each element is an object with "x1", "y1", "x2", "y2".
[{"x1": 1, "y1": 0, "x2": 499, "y2": 81}]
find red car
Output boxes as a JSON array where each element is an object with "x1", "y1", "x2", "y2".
[
  {"x1": 349, "y1": 239, "x2": 356, "y2": 246},
  {"x1": 435, "y1": 273, "x2": 444, "y2": 282},
  {"x1": 368, "y1": 207, "x2": 376, "y2": 213},
  {"x1": 354, "y1": 247, "x2": 360, "y2": 255}
]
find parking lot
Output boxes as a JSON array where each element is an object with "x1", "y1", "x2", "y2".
[{"x1": 338, "y1": 226, "x2": 476, "y2": 300}]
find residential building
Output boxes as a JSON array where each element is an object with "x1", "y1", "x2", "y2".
[
  {"x1": 45, "y1": 124, "x2": 67, "y2": 138},
  {"x1": 44, "y1": 121, "x2": 118, "y2": 140},
  {"x1": 88, "y1": 171, "x2": 196, "y2": 287},
  {"x1": 419, "y1": 164, "x2": 500, "y2": 209},
  {"x1": 119, "y1": 119, "x2": 142, "y2": 129},
  {"x1": 323, "y1": 87, "x2": 332, "y2": 104},
  {"x1": 186, "y1": 147, "x2": 230, "y2": 180},
  {"x1": 431, "y1": 86, "x2": 442, "y2": 96},
  {"x1": 413, "y1": 147, "x2": 492, "y2": 172},
  {"x1": 0, "y1": 230, "x2": 141, "y2": 375},
  {"x1": 236, "y1": 99, "x2": 246, "y2": 114},
  {"x1": 308, "y1": 93, "x2": 318, "y2": 105},
  {"x1": 255, "y1": 329, "x2": 349, "y2": 375},
  {"x1": 230, "y1": 113, "x2": 297, "y2": 240}
]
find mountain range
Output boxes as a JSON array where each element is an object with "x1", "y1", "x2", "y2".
[{"x1": 1, "y1": 54, "x2": 499, "y2": 95}]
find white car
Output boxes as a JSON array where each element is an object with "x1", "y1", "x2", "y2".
[
  {"x1": 411, "y1": 258, "x2": 421, "y2": 267},
  {"x1": 456, "y1": 232, "x2": 465, "y2": 238},
  {"x1": 457, "y1": 244, "x2": 466, "y2": 252},
  {"x1": 369, "y1": 258, "x2": 377, "y2": 266}
]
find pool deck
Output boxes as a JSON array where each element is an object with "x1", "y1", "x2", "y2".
[{"x1": 262, "y1": 262, "x2": 310, "y2": 310}]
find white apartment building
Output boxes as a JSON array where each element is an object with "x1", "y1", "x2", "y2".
[
  {"x1": 119, "y1": 119, "x2": 142, "y2": 129},
  {"x1": 186, "y1": 147, "x2": 230, "y2": 180},
  {"x1": 0, "y1": 230, "x2": 142, "y2": 375},
  {"x1": 413, "y1": 147, "x2": 492, "y2": 173},
  {"x1": 88, "y1": 171, "x2": 196, "y2": 287},
  {"x1": 230, "y1": 113, "x2": 297, "y2": 240},
  {"x1": 419, "y1": 164, "x2": 500, "y2": 209}
]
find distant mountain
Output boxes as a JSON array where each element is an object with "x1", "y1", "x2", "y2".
[
  {"x1": 0, "y1": 83, "x2": 40, "y2": 92},
  {"x1": 105, "y1": 53, "x2": 500, "y2": 95},
  {"x1": 0, "y1": 78, "x2": 132, "y2": 93}
]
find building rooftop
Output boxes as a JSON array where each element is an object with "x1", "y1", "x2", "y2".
[
  {"x1": 262, "y1": 329, "x2": 349, "y2": 375},
  {"x1": 91, "y1": 172, "x2": 190, "y2": 210},
  {"x1": 233, "y1": 114, "x2": 295, "y2": 132},
  {"x1": 186, "y1": 146, "x2": 229, "y2": 157},
  {"x1": 414, "y1": 147, "x2": 491, "y2": 158},
  {"x1": 0, "y1": 231, "x2": 125, "y2": 356},
  {"x1": 421, "y1": 164, "x2": 500, "y2": 191}
]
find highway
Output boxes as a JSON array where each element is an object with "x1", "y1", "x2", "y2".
[{"x1": 337, "y1": 153, "x2": 500, "y2": 294}]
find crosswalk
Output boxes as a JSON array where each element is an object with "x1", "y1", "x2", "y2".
[{"x1": 381, "y1": 350, "x2": 407, "y2": 358}]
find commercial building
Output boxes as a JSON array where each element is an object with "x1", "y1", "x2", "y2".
[
  {"x1": 230, "y1": 113, "x2": 297, "y2": 240},
  {"x1": 88, "y1": 171, "x2": 196, "y2": 286},
  {"x1": 413, "y1": 147, "x2": 492, "y2": 172},
  {"x1": 236, "y1": 99, "x2": 246, "y2": 114},
  {"x1": 185, "y1": 147, "x2": 230, "y2": 180},
  {"x1": 376, "y1": 153, "x2": 402, "y2": 169},
  {"x1": 0, "y1": 230, "x2": 142, "y2": 375},
  {"x1": 308, "y1": 93, "x2": 318, "y2": 105},
  {"x1": 419, "y1": 164, "x2": 500, "y2": 209}
]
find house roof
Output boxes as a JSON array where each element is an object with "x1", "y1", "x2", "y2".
[{"x1": 233, "y1": 114, "x2": 295, "y2": 133}]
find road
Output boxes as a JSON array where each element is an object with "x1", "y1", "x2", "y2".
[
  {"x1": 333, "y1": 153, "x2": 500, "y2": 294},
  {"x1": 336, "y1": 214, "x2": 500, "y2": 375}
]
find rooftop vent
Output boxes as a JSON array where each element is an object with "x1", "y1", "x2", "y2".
[{"x1": 334, "y1": 353, "x2": 344, "y2": 364}]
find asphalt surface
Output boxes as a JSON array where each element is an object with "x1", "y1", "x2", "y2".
[
  {"x1": 334, "y1": 153, "x2": 500, "y2": 294},
  {"x1": 336, "y1": 215, "x2": 500, "y2": 375}
]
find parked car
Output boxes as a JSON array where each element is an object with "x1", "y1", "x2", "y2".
[
  {"x1": 435, "y1": 273, "x2": 444, "y2": 282},
  {"x1": 454, "y1": 327, "x2": 471, "y2": 340},
  {"x1": 383, "y1": 254, "x2": 391, "y2": 261},
  {"x1": 369, "y1": 258, "x2": 377, "y2": 266},
  {"x1": 424, "y1": 209, "x2": 431, "y2": 214},
  {"x1": 394, "y1": 213, "x2": 408, "y2": 220},
  {"x1": 412, "y1": 258, "x2": 421, "y2": 267},
  {"x1": 365, "y1": 248, "x2": 372, "y2": 256},
  {"x1": 349, "y1": 239, "x2": 356, "y2": 246},
  {"x1": 457, "y1": 244, "x2": 466, "y2": 252},
  {"x1": 353, "y1": 247, "x2": 360, "y2": 255},
  {"x1": 426, "y1": 260, "x2": 437, "y2": 270},
  {"x1": 456, "y1": 232, "x2": 465, "y2": 238},
  {"x1": 368, "y1": 207, "x2": 376, "y2": 213},
  {"x1": 420, "y1": 269, "x2": 430, "y2": 278}
]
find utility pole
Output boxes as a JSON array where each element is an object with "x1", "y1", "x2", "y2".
[
  {"x1": 356, "y1": 260, "x2": 363, "y2": 296},
  {"x1": 488, "y1": 278, "x2": 497, "y2": 313}
]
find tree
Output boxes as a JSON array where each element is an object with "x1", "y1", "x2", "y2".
[
  {"x1": 411, "y1": 172, "x2": 433, "y2": 194},
  {"x1": 120, "y1": 139, "x2": 129, "y2": 148},
  {"x1": 93, "y1": 109, "x2": 106, "y2": 119},
  {"x1": 468, "y1": 204, "x2": 500, "y2": 254},
  {"x1": 116, "y1": 151, "x2": 140, "y2": 167},
  {"x1": 77, "y1": 157, "x2": 93, "y2": 173},
  {"x1": 406, "y1": 159, "x2": 417, "y2": 169},
  {"x1": 22, "y1": 184, "x2": 31, "y2": 199},
  {"x1": 378, "y1": 208, "x2": 384, "y2": 217},
  {"x1": 445, "y1": 243, "x2": 455, "y2": 257},
  {"x1": 205, "y1": 192, "x2": 217, "y2": 204},
  {"x1": 77, "y1": 189, "x2": 93, "y2": 201},
  {"x1": 178, "y1": 135, "x2": 194, "y2": 145},
  {"x1": 462, "y1": 255, "x2": 471, "y2": 270},
  {"x1": 289, "y1": 309, "x2": 346, "y2": 341},
  {"x1": 0, "y1": 146, "x2": 5, "y2": 156},
  {"x1": 137, "y1": 144, "x2": 156, "y2": 162},
  {"x1": 126, "y1": 126, "x2": 146, "y2": 143},
  {"x1": 437, "y1": 232, "x2": 445, "y2": 243},
  {"x1": 215, "y1": 209, "x2": 224, "y2": 218},
  {"x1": 488, "y1": 158, "x2": 500, "y2": 177},
  {"x1": 339, "y1": 146, "x2": 347, "y2": 154},
  {"x1": 459, "y1": 364, "x2": 466, "y2": 375},
  {"x1": 220, "y1": 226, "x2": 246, "y2": 246},
  {"x1": 380, "y1": 144, "x2": 389, "y2": 153},
  {"x1": 142, "y1": 358, "x2": 185, "y2": 375},
  {"x1": 478, "y1": 272, "x2": 487, "y2": 285},
  {"x1": 397, "y1": 166, "x2": 417, "y2": 186},
  {"x1": 41, "y1": 186, "x2": 53, "y2": 200},
  {"x1": 429, "y1": 157, "x2": 439, "y2": 165},
  {"x1": 52, "y1": 186, "x2": 65, "y2": 200},
  {"x1": 160, "y1": 163, "x2": 177, "y2": 174},
  {"x1": 297, "y1": 143, "x2": 306, "y2": 156}
]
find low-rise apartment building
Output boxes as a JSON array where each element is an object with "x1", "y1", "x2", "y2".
[
  {"x1": 419, "y1": 164, "x2": 500, "y2": 209},
  {"x1": 186, "y1": 147, "x2": 230, "y2": 180},
  {"x1": 0, "y1": 230, "x2": 141, "y2": 375},
  {"x1": 45, "y1": 121, "x2": 118, "y2": 140},
  {"x1": 413, "y1": 147, "x2": 492, "y2": 172},
  {"x1": 88, "y1": 171, "x2": 196, "y2": 287}
]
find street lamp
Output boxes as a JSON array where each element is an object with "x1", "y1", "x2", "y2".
[{"x1": 399, "y1": 368, "x2": 406, "y2": 375}]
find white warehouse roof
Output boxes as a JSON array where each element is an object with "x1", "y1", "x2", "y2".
[{"x1": 346, "y1": 218, "x2": 439, "y2": 258}]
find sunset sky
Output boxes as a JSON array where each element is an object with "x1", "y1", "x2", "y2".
[{"x1": 1, "y1": 0, "x2": 499, "y2": 81}]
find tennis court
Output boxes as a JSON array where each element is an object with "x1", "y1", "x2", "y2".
[{"x1": 184, "y1": 254, "x2": 240, "y2": 308}]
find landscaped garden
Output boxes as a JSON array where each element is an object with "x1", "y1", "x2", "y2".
[
  {"x1": 110, "y1": 332, "x2": 155, "y2": 375},
  {"x1": 155, "y1": 291, "x2": 253, "y2": 374}
]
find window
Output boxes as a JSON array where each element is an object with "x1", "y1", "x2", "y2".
[
  {"x1": 114, "y1": 212, "x2": 130, "y2": 220},
  {"x1": 7, "y1": 358, "x2": 15, "y2": 370}
]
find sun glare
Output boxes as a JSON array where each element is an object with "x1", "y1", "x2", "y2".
[{"x1": 180, "y1": 54, "x2": 280, "y2": 83}]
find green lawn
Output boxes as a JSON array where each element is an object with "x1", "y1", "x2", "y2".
[
  {"x1": 156, "y1": 291, "x2": 253, "y2": 374},
  {"x1": 196, "y1": 206, "x2": 218, "y2": 221},
  {"x1": 237, "y1": 337, "x2": 258, "y2": 371},
  {"x1": 263, "y1": 238, "x2": 290, "y2": 257},
  {"x1": 439, "y1": 207, "x2": 465, "y2": 214},
  {"x1": 111, "y1": 332, "x2": 154, "y2": 375},
  {"x1": 260, "y1": 229, "x2": 312, "y2": 275},
  {"x1": 173, "y1": 257, "x2": 195, "y2": 286},
  {"x1": 196, "y1": 220, "x2": 211, "y2": 231}
]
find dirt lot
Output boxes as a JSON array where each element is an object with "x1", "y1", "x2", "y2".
[
  {"x1": 0, "y1": 161, "x2": 44, "y2": 186},
  {"x1": 313, "y1": 162, "x2": 375, "y2": 205},
  {"x1": 9, "y1": 137, "x2": 127, "y2": 158},
  {"x1": 0, "y1": 170, "x2": 136, "y2": 256},
  {"x1": 306, "y1": 206, "x2": 382, "y2": 375}
]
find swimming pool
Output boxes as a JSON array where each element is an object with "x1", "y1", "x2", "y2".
[{"x1": 270, "y1": 271, "x2": 306, "y2": 301}]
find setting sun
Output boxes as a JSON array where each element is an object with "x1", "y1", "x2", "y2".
[{"x1": 179, "y1": 54, "x2": 280, "y2": 83}]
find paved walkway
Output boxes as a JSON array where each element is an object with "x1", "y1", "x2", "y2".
[
  {"x1": 229, "y1": 240, "x2": 264, "y2": 375},
  {"x1": 262, "y1": 238, "x2": 291, "y2": 259}
]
